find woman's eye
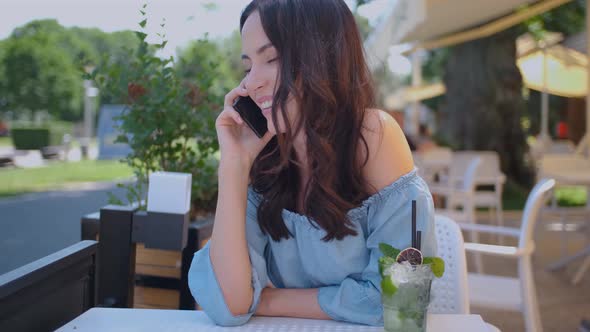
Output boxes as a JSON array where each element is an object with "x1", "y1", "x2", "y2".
[
  {"x1": 244, "y1": 69, "x2": 251, "y2": 74},
  {"x1": 268, "y1": 57, "x2": 278, "y2": 63}
]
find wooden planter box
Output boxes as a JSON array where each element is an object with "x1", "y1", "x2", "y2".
[{"x1": 81, "y1": 212, "x2": 213, "y2": 309}]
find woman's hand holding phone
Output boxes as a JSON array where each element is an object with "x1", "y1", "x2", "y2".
[{"x1": 216, "y1": 84, "x2": 273, "y2": 168}]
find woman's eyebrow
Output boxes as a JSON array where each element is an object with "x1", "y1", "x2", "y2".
[{"x1": 241, "y1": 42, "x2": 274, "y2": 60}]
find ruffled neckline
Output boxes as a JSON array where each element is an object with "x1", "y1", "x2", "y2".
[{"x1": 281, "y1": 167, "x2": 418, "y2": 221}]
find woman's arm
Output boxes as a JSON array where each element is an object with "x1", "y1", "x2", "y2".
[
  {"x1": 255, "y1": 288, "x2": 331, "y2": 320},
  {"x1": 188, "y1": 180, "x2": 270, "y2": 326},
  {"x1": 208, "y1": 158, "x2": 254, "y2": 316},
  {"x1": 206, "y1": 84, "x2": 273, "y2": 318}
]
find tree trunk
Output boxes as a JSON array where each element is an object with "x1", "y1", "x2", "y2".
[{"x1": 441, "y1": 28, "x2": 534, "y2": 187}]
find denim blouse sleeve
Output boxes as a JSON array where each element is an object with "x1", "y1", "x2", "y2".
[
  {"x1": 188, "y1": 187, "x2": 269, "y2": 326},
  {"x1": 317, "y1": 172, "x2": 437, "y2": 326}
]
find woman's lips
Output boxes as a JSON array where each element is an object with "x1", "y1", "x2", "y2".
[{"x1": 262, "y1": 108, "x2": 272, "y2": 117}]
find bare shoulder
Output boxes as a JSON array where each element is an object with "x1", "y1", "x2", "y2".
[{"x1": 360, "y1": 109, "x2": 414, "y2": 194}]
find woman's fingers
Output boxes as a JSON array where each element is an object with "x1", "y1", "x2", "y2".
[
  {"x1": 223, "y1": 85, "x2": 249, "y2": 108},
  {"x1": 229, "y1": 109, "x2": 244, "y2": 125},
  {"x1": 217, "y1": 108, "x2": 244, "y2": 126}
]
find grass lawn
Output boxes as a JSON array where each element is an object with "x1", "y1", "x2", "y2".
[
  {"x1": 0, "y1": 160, "x2": 133, "y2": 197},
  {"x1": 0, "y1": 137, "x2": 11, "y2": 147}
]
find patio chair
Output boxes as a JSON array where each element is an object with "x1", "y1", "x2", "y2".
[
  {"x1": 431, "y1": 215, "x2": 502, "y2": 332},
  {"x1": 460, "y1": 178, "x2": 556, "y2": 332},
  {"x1": 430, "y1": 215, "x2": 470, "y2": 315},
  {"x1": 414, "y1": 147, "x2": 453, "y2": 187},
  {"x1": 451, "y1": 151, "x2": 506, "y2": 233},
  {"x1": 430, "y1": 156, "x2": 484, "y2": 272}
]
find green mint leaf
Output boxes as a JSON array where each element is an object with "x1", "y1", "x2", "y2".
[
  {"x1": 379, "y1": 243, "x2": 401, "y2": 258},
  {"x1": 423, "y1": 256, "x2": 445, "y2": 278}
]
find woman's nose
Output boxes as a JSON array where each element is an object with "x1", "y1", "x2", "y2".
[{"x1": 245, "y1": 67, "x2": 267, "y2": 93}]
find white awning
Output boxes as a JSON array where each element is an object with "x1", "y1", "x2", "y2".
[
  {"x1": 365, "y1": 0, "x2": 574, "y2": 69},
  {"x1": 389, "y1": 0, "x2": 538, "y2": 45}
]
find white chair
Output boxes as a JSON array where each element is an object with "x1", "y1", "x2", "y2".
[
  {"x1": 460, "y1": 179, "x2": 556, "y2": 332},
  {"x1": 414, "y1": 147, "x2": 453, "y2": 187},
  {"x1": 430, "y1": 215, "x2": 470, "y2": 315},
  {"x1": 452, "y1": 151, "x2": 506, "y2": 231},
  {"x1": 431, "y1": 156, "x2": 484, "y2": 273},
  {"x1": 430, "y1": 215, "x2": 502, "y2": 332},
  {"x1": 429, "y1": 156, "x2": 482, "y2": 222}
]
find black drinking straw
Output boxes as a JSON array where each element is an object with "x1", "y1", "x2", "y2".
[
  {"x1": 417, "y1": 231, "x2": 422, "y2": 251},
  {"x1": 411, "y1": 200, "x2": 417, "y2": 248}
]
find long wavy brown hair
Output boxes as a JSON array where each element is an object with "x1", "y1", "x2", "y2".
[{"x1": 241, "y1": 0, "x2": 376, "y2": 242}]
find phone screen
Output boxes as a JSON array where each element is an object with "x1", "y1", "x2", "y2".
[{"x1": 232, "y1": 96, "x2": 268, "y2": 138}]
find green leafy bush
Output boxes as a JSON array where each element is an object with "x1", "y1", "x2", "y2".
[
  {"x1": 88, "y1": 5, "x2": 222, "y2": 214},
  {"x1": 11, "y1": 127, "x2": 49, "y2": 149}
]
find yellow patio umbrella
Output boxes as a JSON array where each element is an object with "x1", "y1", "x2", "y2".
[
  {"x1": 517, "y1": 41, "x2": 588, "y2": 98},
  {"x1": 516, "y1": 33, "x2": 588, "y2": 143}
]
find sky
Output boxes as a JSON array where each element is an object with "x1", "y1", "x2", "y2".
[{"x1": 0, "y1": 0, "x2": 394, "y2": 59}]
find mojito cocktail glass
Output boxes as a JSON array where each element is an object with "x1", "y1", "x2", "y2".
[{"x1": 382, "y1": 262, "x2": 434, "y2": 332}]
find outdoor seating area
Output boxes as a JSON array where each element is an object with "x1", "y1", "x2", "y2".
[
  {"x1": 2, "y1": 0, "x2": 590, "y2": 332},
  {"x1": 2, "y1": 199, "x2": 588, "y2": 331}
]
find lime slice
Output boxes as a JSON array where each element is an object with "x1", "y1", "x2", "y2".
[
  {"x1": 423, "y1": 256, "x2": 445, "y2": 278},
  {"x1": 396, "y1": 247, "x2": 423, "y2": 265},
  {"x1": 379, "y1": 243, "x2": 401, "y2": 258},
  {"x1": 381, "y1": 275, "x2": 398, "y2": 296}
]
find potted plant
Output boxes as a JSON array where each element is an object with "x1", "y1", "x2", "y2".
[
  {"x1": 88, "y1": 5, "x2": 222, "y2": 218},
  {"x1": 83, "y1": 5, "x2": 225, "y2": 309}
]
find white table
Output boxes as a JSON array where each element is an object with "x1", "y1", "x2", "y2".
[{"x1": 57, "y1": 308, "x2": 492, "y2": 332}]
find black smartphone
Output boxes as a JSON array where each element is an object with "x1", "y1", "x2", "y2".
[{"x1": 232, "y1": 95, "x2": 268, "y2": 138}]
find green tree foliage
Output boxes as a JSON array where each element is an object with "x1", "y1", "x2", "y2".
[
  {"x1": 215, "y1": 30, "x2": 245, "y2": 88},
  {"x1": 354, "y1": 13, "x2": 372, "y2": 41},
  {"x1": 1, "y1": 25, "x2": 84, "y2": 121},
  {"x1": 0, "y1": 19, "x2": 141, "y2": 120},
  {"x1": 176, "y1": 36, "x2": 239, "y2": 96},
  {"x1": 524, "y1": 0, "x2": 585, "y2": 38}
]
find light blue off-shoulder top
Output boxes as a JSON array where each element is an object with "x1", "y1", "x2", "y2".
[{"x1": 188, "y1": 168, "x2": 436, "y2": 327}]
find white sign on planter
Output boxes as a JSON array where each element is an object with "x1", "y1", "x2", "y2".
[{"x1": 147, "y1": 172, "x2": 192, "y2": 214}]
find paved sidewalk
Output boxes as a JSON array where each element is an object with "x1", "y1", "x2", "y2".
[{"x1": 0, "y1": 183, "x2": 126, "y2": 274}]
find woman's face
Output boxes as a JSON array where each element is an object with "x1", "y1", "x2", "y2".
[{"x1": 241, "y1": 11, "x2": 297, "y2": 135}]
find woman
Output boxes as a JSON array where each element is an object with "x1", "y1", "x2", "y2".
[{"x1": 188, "y1": 0, "x2": 436, "y2": 326}]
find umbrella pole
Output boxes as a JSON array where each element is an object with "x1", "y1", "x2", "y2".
[{"x1": 541, "y1": 45, "x2": 550, "y2": 151}]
